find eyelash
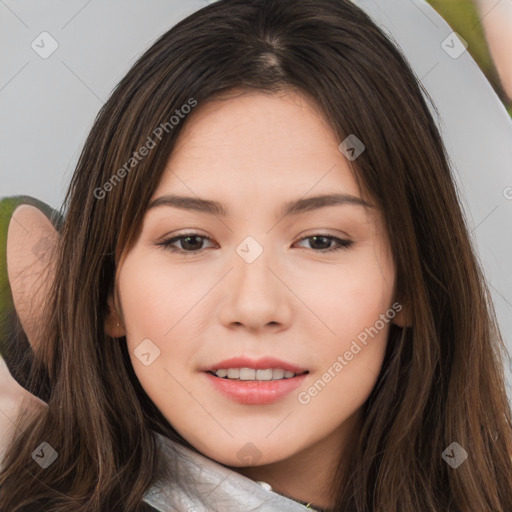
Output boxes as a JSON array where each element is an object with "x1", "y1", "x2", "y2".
[{"x1": 157, "y1": 232, "x2": 354, "y2": 256}]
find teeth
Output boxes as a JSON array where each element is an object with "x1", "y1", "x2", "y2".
[
  {"x1": 227, "y1": 368, "x2": 240, "y2": 379},
  {"x1": 256, "y1": 369, "x2": 273, "y2": 380},
  {"x1": 272, "y1": 369, "x2": 285, "y2": 379},
  {"x1": 213, "y1": 368, "x2": 299, "y2": 380},
  {"x1": 240, "y1": 368, "x2": 256, "y2": 380}
]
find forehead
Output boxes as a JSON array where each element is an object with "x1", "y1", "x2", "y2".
[{"x1": 153, "y1": 90, "x2": 365, "y2": 203}]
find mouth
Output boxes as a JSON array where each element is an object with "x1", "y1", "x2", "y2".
[
  {"x1": 201, "y1": 356, "x2": 310, "y2": 404},
  {"x1": 203, "y1": 368, "x2": 310, "y2": 405},
  {"x1": 206, "y1": 368, "x2": 310, "y2": 381}
]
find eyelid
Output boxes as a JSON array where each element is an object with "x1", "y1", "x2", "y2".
[
  {"x1": 295, "y1": 227, "x2": 352, "y2": 241},
  {"x1": 156, "y1": 230, "x2": 354, "y2": 255},
  {"x1": 156, "y1": 229, "x2": 211, "y2": 243}
]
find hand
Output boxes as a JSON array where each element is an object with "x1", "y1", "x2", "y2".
[
  {"x1": 0, "y1": 356, "x2": 46, "y2": 465},
  {"x1": 0, "y1": 204, "x2": 58, "y2": 462}
]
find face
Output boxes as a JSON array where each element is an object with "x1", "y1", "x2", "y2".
[{"x1": 108, "y1": 90, "x2": 404, "y2": 472}]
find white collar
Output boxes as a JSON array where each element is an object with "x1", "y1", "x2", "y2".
[{"x1": 142, "y1": 431, "x2": 321, "y2": 512}]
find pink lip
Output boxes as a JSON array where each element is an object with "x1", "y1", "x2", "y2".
[
  {"x1": 204, "y1": 372, "x2": 308, "y2": 405},
  {"x1": 201, "y1": 356, "x2": 308, "y2": 374}
]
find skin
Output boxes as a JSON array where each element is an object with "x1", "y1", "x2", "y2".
[
  {"x1": 1, "y1": 91, "x2": 409, "y2": 508},
  {"x1": 105, "y1": 90, "x2": 408, "y2": 508},
  {"x1": 0, "y1": 357, "x2": 46, "y2": 465},
  {"x1": 6, "y1": 205, "x2": 58, "y2": 349},
  {"x1": 1, "y1": 2, "x2": 507, "y2": 504},
  {"x1": 473, "y1": 0, "x2": 512, "y2": 100},
  {"x1": 1, "y1": 205, "x2": 51, "y2": 463}
]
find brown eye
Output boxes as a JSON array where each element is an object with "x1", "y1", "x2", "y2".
[
  {"x1": 157, "y1": 232, "x2": 353, "y2": 256},
  {"x1": 295, "y1": 234, "x2": 353, "y2": 253},
  {"x1": 157, "y1": 233, "x2": 216, "y2": 254}
]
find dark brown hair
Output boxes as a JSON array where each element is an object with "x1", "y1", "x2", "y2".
[{"x1": 1, "y1": 0, "x2": 512, "y2": 510}]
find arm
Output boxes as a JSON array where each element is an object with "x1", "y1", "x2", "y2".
[{"x1": 0, "y1": 198, "x2": 60, "y2": 462}]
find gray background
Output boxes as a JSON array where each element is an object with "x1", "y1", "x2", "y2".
[{"x1": 1, "y1": 0, "x2": 512, "y2": 396}]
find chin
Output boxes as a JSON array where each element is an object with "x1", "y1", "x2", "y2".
[{"x1": 202, "y1": 438, "x2": 296, "y2": 468}]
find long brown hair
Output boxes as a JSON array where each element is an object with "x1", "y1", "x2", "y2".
[{"x1": 1, "y1": 0, "x2": 511, "y2": 510}]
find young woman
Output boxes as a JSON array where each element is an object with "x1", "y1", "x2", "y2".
[{"x1": 1, "y1": 0, "x2": 512, "y2": 510}]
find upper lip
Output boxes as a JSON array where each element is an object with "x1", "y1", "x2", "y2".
[{"x1": 202, "y1": 356, "x2": 309, "y2": 374}]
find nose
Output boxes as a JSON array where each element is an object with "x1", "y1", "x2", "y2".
[{"x1": 217, "y1": 240, "x2": 292, "y2": 332}]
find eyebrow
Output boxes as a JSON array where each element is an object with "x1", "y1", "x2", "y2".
[{"x1": 146, "y1": 193, "x2": 374, "y2": 218}]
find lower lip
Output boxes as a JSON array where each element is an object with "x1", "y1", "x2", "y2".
[{"x1": 204, "y1": 372, "x2": 308, "y2": 405}]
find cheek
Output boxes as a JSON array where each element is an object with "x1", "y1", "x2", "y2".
[
  {"x1": 119, "y1": 255, "x2": 201, "y2": 342},
  {"x1": 117, "y1": 257, "x2": 198, "y2": 388},
  {"x1": 297, "y1": 260, "x2": 394, "y2": 420},
  {"x1": 300, "y1": 247, "x2": 395, "y2": 395},
  {"x1": 299, "y1": 251, "x2": 394, "y2": 344}
]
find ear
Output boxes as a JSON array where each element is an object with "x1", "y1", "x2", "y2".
[
  {"x1": 104, "y1": 292, "x2": 126, "y2": 338},
  {"x1": 7, "y1": 204, "x2": 59, "y2": 350}
]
